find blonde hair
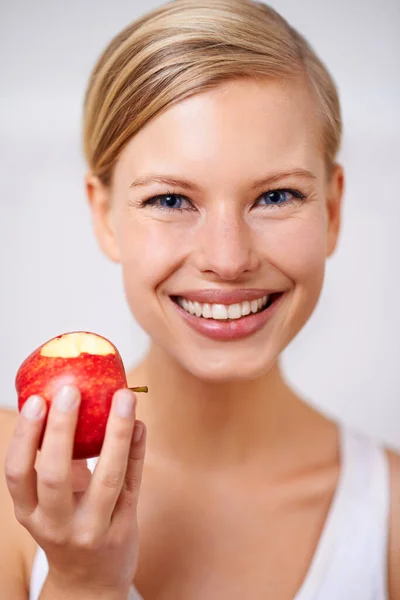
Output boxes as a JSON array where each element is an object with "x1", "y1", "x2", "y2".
[{"x1": 83, "y1": 0, "x2": 342, "y2": 186}]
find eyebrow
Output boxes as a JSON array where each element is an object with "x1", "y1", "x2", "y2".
[{"x1": 129, "y1": 169, "x2": 317, "y2": 192}]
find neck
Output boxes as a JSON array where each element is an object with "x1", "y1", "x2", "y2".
[{"x1": 128, "y1": 343, "x2": 320, "y2": 473}]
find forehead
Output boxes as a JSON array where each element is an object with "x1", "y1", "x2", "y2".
[{"x1": 116, "y1": 77, "x2": 323, "y2": 185}]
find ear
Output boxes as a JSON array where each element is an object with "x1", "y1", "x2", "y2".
[
  {"x1": 325, "y1": 164, "x2": 345, "y2": 258},
  {"x1": 85, "y1": 172, "x2": 121, "y2": 263}
]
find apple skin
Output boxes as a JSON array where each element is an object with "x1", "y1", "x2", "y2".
[{"x1": 15, "y1": 332, "x2": 128, "y2": 459}]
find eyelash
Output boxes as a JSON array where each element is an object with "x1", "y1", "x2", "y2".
[{"x1": 138, "y1": 188, "x2": 308, "y2": 212}]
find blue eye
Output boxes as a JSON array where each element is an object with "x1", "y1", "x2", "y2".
[
  {"x1": 141, "y1": 193, "x2": 191, "y2": 211},
  {"x1": 139, "y1": 188, "x2": 307, "y2": 212},
  {"x1": 258, "y1": 189, "x2": 305, "y2": 207},
  {"x1": 159, "y1": 194, "x2": 184, "y2": 209}
]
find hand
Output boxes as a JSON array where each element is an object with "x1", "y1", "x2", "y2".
[{"x1": 4, "y1": 385, "x2": 146, "y2": 595}]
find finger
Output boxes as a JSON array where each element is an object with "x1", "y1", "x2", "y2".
[
  {"x1": 71, "y1": 459, "x2": 91, "y2": 493},
  {"x1": 112, "y1": 420, "x2": 146, "y2": 526},
  {"x1": 4, "y1": 395, "x2": 47, "y2": 519},
  {"x1": 37, "y1": 385, "x2": 80, "y2": 521},
  {"x1": 81, "y1": 389, "x2": 136, "y2": 526}
]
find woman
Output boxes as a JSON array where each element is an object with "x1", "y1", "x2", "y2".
[{"x1": 1, "y1": 0, "x2": 399, "y2": 598}]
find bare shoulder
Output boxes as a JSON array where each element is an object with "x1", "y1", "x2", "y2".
[
  {"x1": 0, "y1": 408, "x2": 36, "y2": 597},
  {"x1": 386, "y1": 448, "x2": 400, "y2": 600}
]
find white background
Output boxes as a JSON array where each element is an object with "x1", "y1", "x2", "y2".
[{"x1": 1, "y1": 0, "x2": 399, "y2": 449}]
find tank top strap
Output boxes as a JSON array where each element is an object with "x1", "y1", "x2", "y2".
[
  {"x1": 295, "y1": 423, "x2": 390, "y2": 600},
  {"x1": 341, "y1": 425, "x2": 390, "y2": 597}
]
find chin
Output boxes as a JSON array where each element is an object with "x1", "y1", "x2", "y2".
[{"x1": 177, "y1": 348, "x2": 278, "y2": 383}]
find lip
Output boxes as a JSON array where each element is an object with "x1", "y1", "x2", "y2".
[
  {"x1": 170, "y1": 292, "x2": 285, "y2": 342},
  {"x1": 171, "y1": 288, "x2": 280, "y2": 305}
]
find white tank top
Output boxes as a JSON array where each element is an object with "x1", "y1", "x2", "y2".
[{"x1": 29, "y1": 424, "x2": 390, "y2": 600}]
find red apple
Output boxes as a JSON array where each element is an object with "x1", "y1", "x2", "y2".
[{"x1": 15, "y1": 331, "x2": 147, "y2": 459}]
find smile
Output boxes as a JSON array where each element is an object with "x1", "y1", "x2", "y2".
[
  {"x1": 170, "y1": 292, "x2": 285, "y2": 341},
  {"x1": 175, "y1": 294, "x2": 273, "y2": 320}
]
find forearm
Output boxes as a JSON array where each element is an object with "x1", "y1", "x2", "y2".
[{"x1": 39, "y1": 575, "x2": 128, "y2": 600}]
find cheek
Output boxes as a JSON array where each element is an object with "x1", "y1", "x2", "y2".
[
  {"x1": 263, "y1": 210, "x2": 327, "y2": 286},
  {"x1": 255, "y1": 209, "x2": 328, "y2": 354},
  {"x1": 117, "y1": 218, "x2": 183, "y2": 304}
]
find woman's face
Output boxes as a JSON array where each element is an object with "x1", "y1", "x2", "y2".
[{"x1": 87, "y1": 77, "x2": 343, "y2": 382}]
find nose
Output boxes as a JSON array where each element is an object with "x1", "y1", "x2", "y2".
[{"x1": 194, "y1": 204, "x2": 260, "y2": 280}]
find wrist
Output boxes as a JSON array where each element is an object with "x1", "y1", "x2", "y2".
[{"x1": 40, "y1": 574, "x2": 129, "y2": 600}]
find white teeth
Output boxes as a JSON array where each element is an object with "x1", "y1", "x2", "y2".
[
  {"x1": 202, "y1": 303, "x2": 213, "y2": 319},
  {"x1": 212, "y1": 304, "x2": 228, "y2": 320},
  {"x1": 250, "y1": 300, "x2": 259, "y2": 313},
  {"x1": 228, "y1": 303, "x2": 242, "y2": 319},
  {"x1": 194, "y1": 301, "x2": 203, "y2": 317},
  {"x1": 177, "y1": 295, "x2": 270, "y2": 320},
  {"x1": 241, "y1": 300, "x2": 251, "y2": 316}
]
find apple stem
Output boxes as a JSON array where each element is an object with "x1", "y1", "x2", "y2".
[{"x1": 128, "y1": 386, "x2": 148, "y2": 393}]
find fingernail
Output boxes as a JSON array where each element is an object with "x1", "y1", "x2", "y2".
[
  {"x1": 133, "y1": 422, "x2": 143, "y2": 444},
  {"x1": 115, "y1": 389, "x2": 135, "y2": 418},
  {"x1": 22, "y1": 395, "x2": 46, "y2": 420},
  {"x1": 54, "y1": 385, "x2": 80, "y2": 412}
]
